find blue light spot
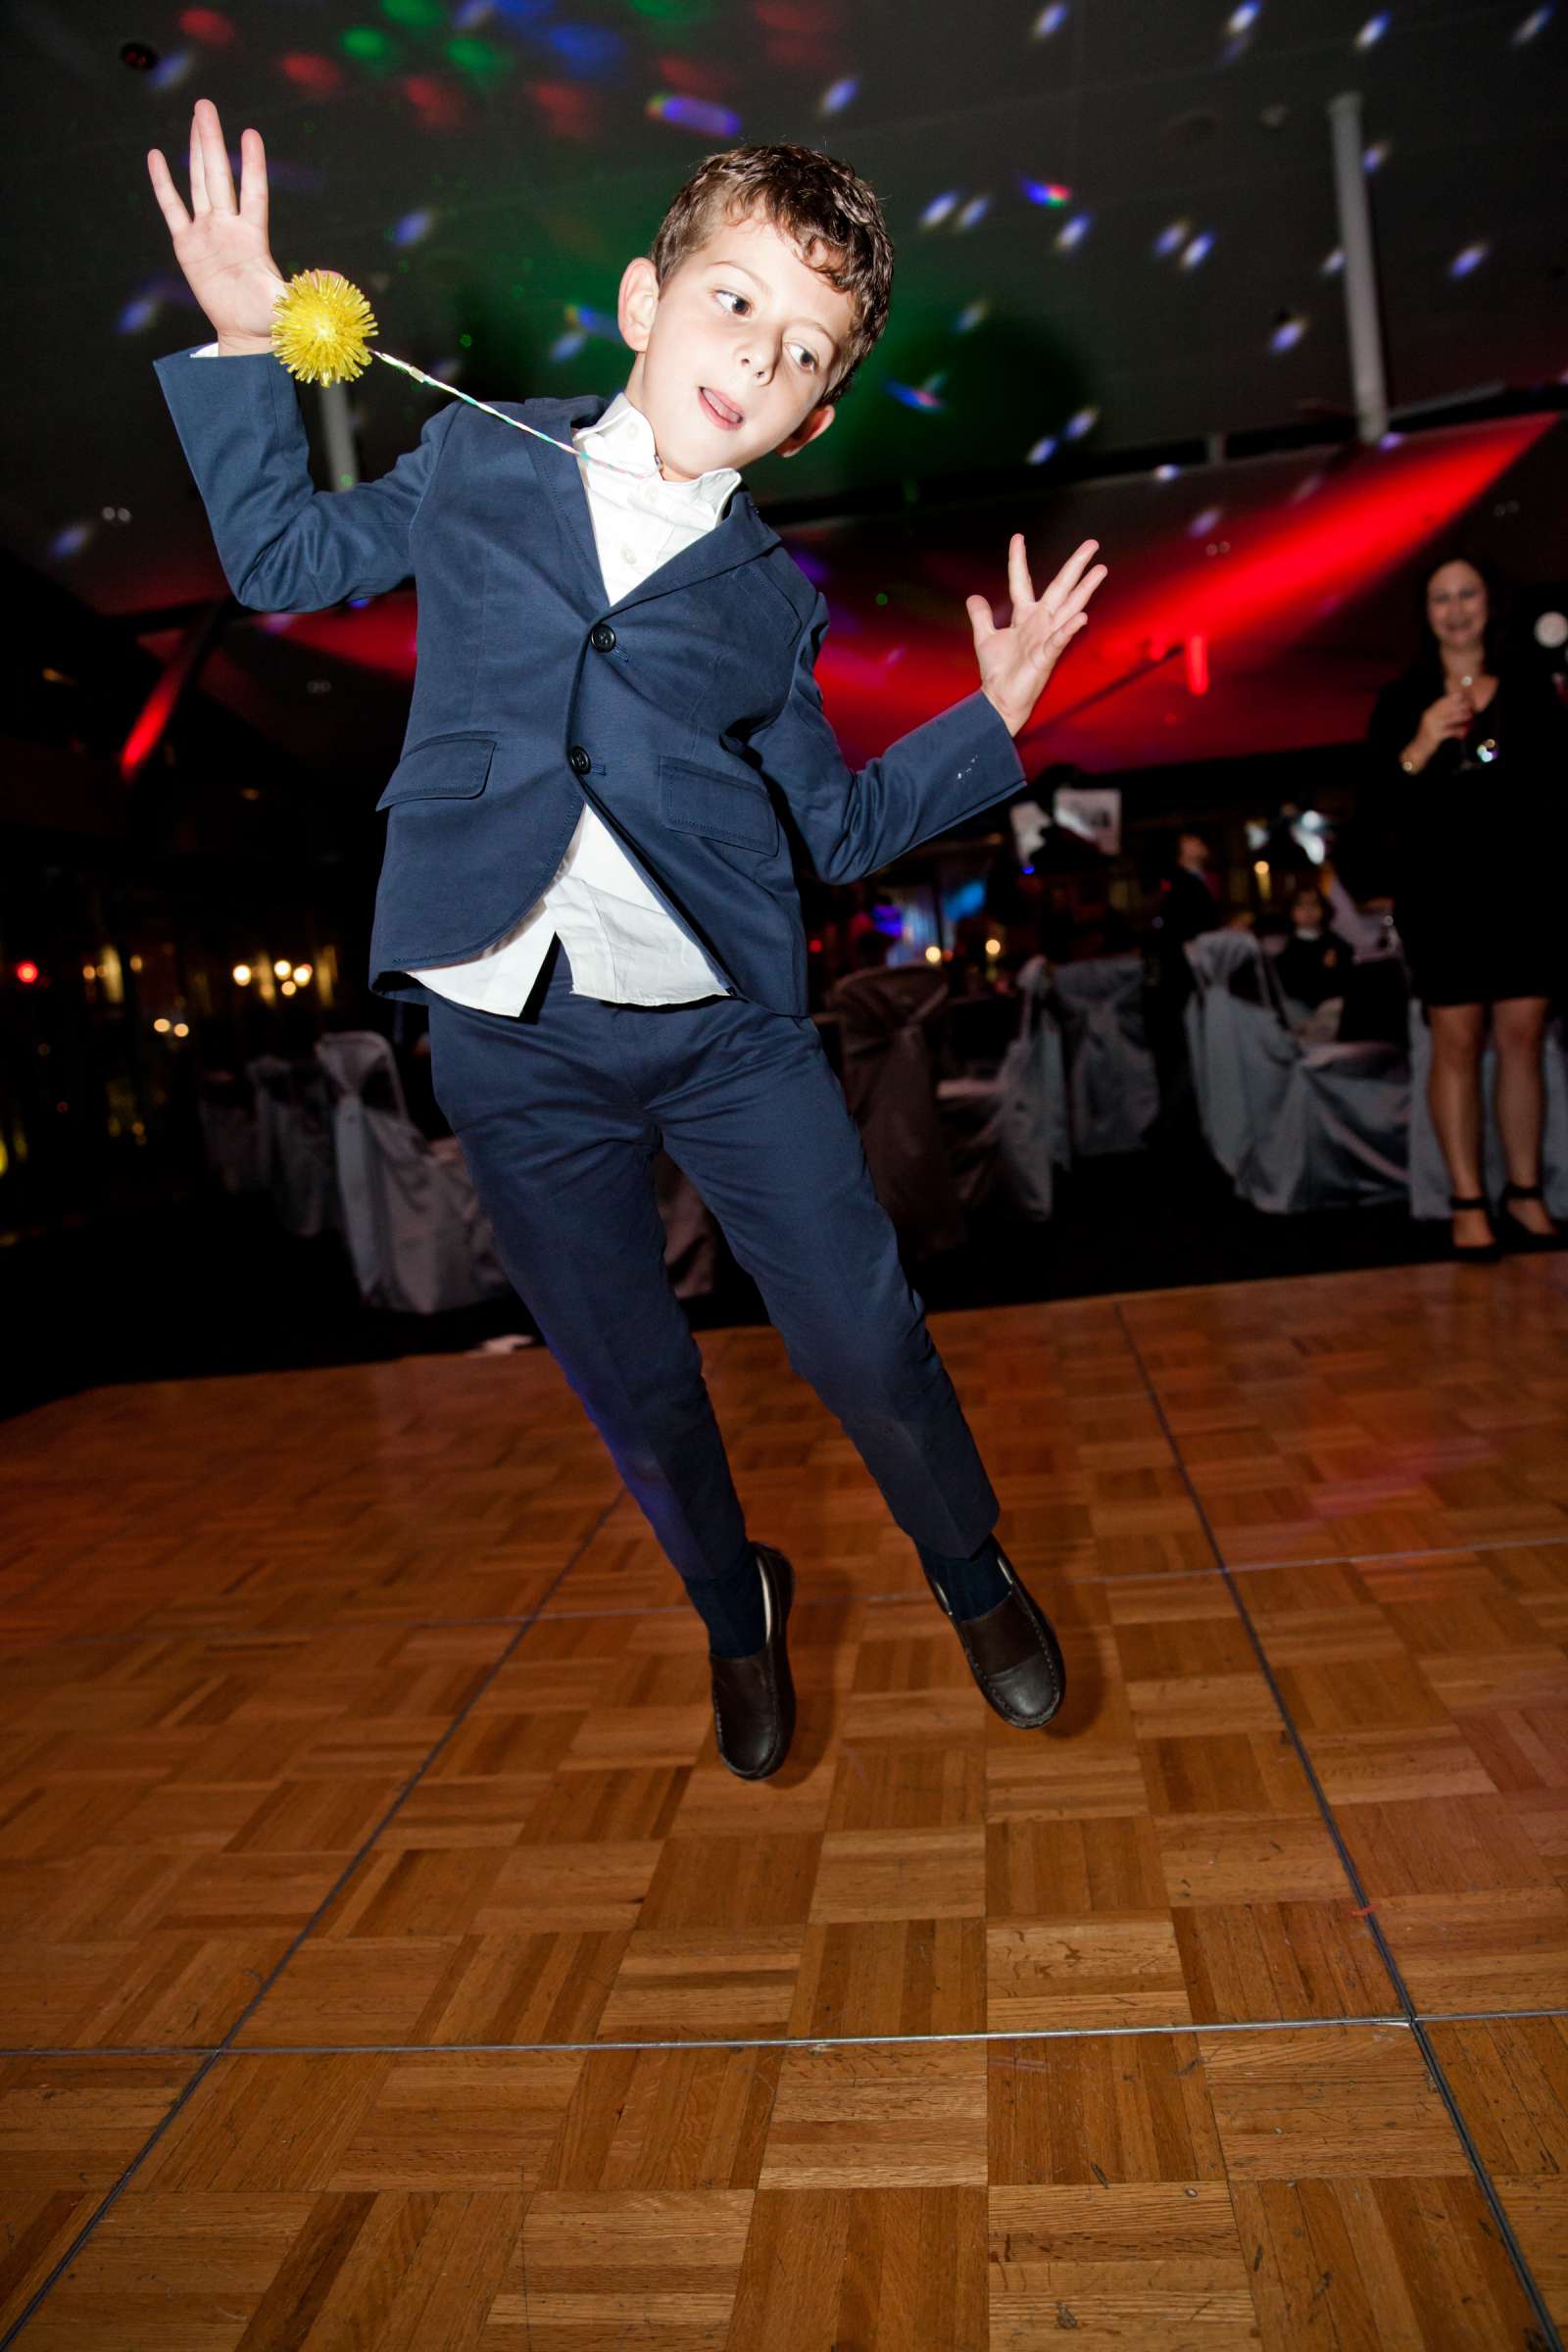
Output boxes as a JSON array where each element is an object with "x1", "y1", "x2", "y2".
[
  {"x1": 1448, "y1": 240, "x2": 1489, "y2": 278},
  {"x1": 1055, "y1": 212, "x2": 1092, "y2": 251},
  {"x1": 1026, "y1": 434, "x2": 1059, "y2": 465},
  {"x1": 648, "y1": 93, "x2": 742, "y2": 138},
  {"x1": 1180, "y1": 231, "x2": 1213, "y2": 269},
  {"x1": 1355, "y1": 11, "x2": 1391, "y2": 46},
  {"x1": 544, "y1": 21, "x2": 623, "y2": 72},
  {"x1": 819, "y1": 75, "x2": 858, "y2": 115}
]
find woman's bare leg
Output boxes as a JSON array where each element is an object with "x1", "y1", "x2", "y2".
[
  {"x1": 1427, "y1": 1002, "x2": 1492, "y2": 1247},
  {"x1": 1492, "y1": 995, "x2": 1557, "y2": 1236}
]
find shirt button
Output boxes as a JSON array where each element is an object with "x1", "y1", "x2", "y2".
[
  {"x1": 568, "y1": 745, "x2": 591, "y2": 775},
  {"x1": 620, "y1": 547, "x2": 635, "y2": 565},
  {"x1": 589, "y1": 623, "x2": 616, "y2": 653}
]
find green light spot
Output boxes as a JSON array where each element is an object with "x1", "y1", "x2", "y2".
[
  {"x1": 459, "y1": 332, "x2": 472, "y2": 349},
  {"x1": 342, "y1": 27, "x2": 393, "y2": 61},
  {"x1": 875, "y1": 591, "x2": 889, "y2": 606},
  {"x1": 629, "y1": 0, "x2": 711, "y2": 19},
  {"x1": 381, "y1": 0, "x2": 441, "y2": 24},
  {"x1": 447, "y1": 35, "x2": 511, "y2": 82}
]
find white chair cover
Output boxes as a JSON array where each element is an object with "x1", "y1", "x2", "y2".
[
  {"x1": 244, "y1": 1054, "x2": 340, "y2": 1239},
  {"x1": 937, "y1": 960, "x2": 1070, "y2": 1221},
  {"x1": 1406, "y1": 1004, "x2": 1568, "y2": 1220},
  {"x1": 1052, "y1": 954, "x2": 1159, "y2": 1156},
  {"x1": 196, "y1": 1074, "x2": 263, "y2": 1198},
  {"x1": 1184, "y1": 934, "x2": 1408, "y2": 1212},
  {"x1": 315, "y1": 1031, "x2": 509, "y2": 1313}
]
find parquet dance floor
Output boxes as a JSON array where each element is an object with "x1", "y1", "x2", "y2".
[{"x1": 1, "y1": 1257, "x2": 1566, "y2": 2346}]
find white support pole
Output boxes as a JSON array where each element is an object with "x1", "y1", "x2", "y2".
[
  {"x1": 318, "y1": 379, "x2": 360, "y2": 490},
  {"x1": 1327, "y1": 90, "x2": 1390, "y2": 445}
]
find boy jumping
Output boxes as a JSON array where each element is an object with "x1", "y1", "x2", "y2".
[{"x1": 147, "y1": 100, "x2": 1105, "y2": 1780}]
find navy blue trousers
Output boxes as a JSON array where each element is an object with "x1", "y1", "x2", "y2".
[{"x1": 423, "y1": 945, "x2": 998, "y2": 1590}]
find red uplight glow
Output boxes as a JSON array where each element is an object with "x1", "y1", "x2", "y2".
[{"x1": 15, "y1": 962, "x2": 39, "y2": 986}]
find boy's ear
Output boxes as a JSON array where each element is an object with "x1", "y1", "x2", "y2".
[
  {"x1": 776, "y1": 402, "x2": 836, "y2": 459},
  {"x1": 618, "y1": 256, "x2": 659, "y2": 353}
]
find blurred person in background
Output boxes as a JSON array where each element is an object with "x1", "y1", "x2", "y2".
[{"x1": 1367, "y1": 553, "x2": 1568, "y2": 1257}]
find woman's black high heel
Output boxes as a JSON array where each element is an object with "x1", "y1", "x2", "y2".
[
  {"x1": 1448, "y1": 1194, "x2": 1500, "y2": 1262},
  {"x1": 1495, "y1": 1180, "x2": 1565, "y2": 1252}
]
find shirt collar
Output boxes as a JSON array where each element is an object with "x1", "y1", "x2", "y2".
[{"x1": 574, "y1": 389, "x2": 741, "y2": 520}]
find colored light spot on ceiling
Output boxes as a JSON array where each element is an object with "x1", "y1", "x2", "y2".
[
  {"x1": 628, "y1": 0, "x2": 712, "y2": 23},
  {"x1": 343, "y1": 26, "x2": 397, "y2": 66},
  {"x1": 648, "y1": 91, "x2": 742, "y2": 135},
  {"x1": 403, "y1": 75, "x2": 466, "y2": 124},
  {"x1": 543, "y1": 23, "x2": 624, "y2": 73},
  {"x1": 281, "y1": 53, "x2": 343, "y2": 92},
  {"x1": 446, "y1": 35, "x2": 513, "y2": 83}
]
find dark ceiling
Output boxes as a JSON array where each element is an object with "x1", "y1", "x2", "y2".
[{"x1": 4, "y1": 0, "x2": 1565, "y2": 780}]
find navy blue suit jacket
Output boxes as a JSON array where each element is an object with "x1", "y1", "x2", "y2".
[{"x1": 153, "y1": 348, "x2": 1027, "y2": 1010}]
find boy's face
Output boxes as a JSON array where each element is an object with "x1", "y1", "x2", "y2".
[{"x1": 617, "y1": 205, "x2": 856, "y2": 482}]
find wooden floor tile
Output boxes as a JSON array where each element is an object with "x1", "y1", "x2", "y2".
[{"x1": 0, "y1": 2055, "x2": 194, "y2": 2333}]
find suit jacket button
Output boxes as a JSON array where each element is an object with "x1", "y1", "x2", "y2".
[
  {"x1": 589, "y1": 623, "x2": 616, "y2": 653},
  {"x1": 568, "y1": 745, "x2": 592, "y2": 775}
]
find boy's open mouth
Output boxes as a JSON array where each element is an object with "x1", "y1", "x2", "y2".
[{"x1": 699, "y1": 387, "x2": 744, "y2": 429}]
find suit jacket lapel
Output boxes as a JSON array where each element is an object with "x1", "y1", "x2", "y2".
[{"x1": 522, "y1": 393, "x2": 780, "y2": 619}]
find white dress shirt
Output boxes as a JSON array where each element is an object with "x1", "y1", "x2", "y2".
[
  {"x1": 411, "y1": 390, "x2": 744, "y2": 1010},
  {"x1": 194, "y1": 348, "x2": 741, "y2": 1010}
]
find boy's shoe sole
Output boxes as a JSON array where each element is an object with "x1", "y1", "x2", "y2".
[
  {"x1": 922, "y1": 1545, "x2": 1065, "y2": 1730},
  {"x1": 709, "y1": 1545, "x2": 796, "y2": 1780}
]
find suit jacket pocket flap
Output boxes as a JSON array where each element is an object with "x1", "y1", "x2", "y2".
[
  {"x1": 376, "y1": 732, "x2": 496, "y2": 810},
  {"x1": 660, "y1": 756, "x2": 777, "y2": 853}
]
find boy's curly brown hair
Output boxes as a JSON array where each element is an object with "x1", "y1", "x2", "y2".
[{"x1": 650, "y1": 142, "x2": 894, "y2": 409}]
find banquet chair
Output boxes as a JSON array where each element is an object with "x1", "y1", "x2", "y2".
[
  {"x1": 315, "y1": 1032, "x2": 509, "y2": 1313},
  {"x1": 244, "y1": 1053, "x2": 340, "y2": 1240},
  {"x1": 1182, "y1": 931, "x2": 1408, "y2": 1211},
  {"x1": 934, "y1": 960, "x2": 1070, "y2": 1220},
  {"x1": 196, "y1": 1068, "x2": 264, "y2": 1198},
  {"x1": 829, "y1": 962, "x2": 965, "y2": 1255},
  {"x1": 1051, "y1": 953, "x2": 1159, "y2": 1156}
]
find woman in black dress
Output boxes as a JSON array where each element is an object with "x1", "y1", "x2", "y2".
[{"x1": 1367, "y1": 554, "x2": 1567, "y2": 1257}]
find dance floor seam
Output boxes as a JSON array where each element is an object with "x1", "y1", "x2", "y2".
[
  {"x1": 3, "y1": 1267, "x2": 1567, "y2": 2346},
  {"x1": 1111, "y1": 1297, "x2": 1567, "y2": 2352}
]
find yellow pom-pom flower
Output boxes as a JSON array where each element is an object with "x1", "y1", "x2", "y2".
[{"x1": 270, "y1": 269, "x2": 378, "y2": 386}]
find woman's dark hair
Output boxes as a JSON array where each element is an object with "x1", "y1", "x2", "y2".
[{"x1": 1409, "y1": 550, "x2": 1509, "y2": 686}]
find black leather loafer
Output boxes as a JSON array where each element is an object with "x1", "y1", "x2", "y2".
[
  {"x1": 709, "y1": 1544, "x2": 796, "y2": 1780},
  {"x1": 921, "y1": 1545, "x2": 1065, "y2": 1729}
]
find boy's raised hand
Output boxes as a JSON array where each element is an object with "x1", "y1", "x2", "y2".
[
  {"x1": 967, "y1": 537, "x2": 1106, "y2": 736},
  {"x1": 146, "y1": 97, "x2": 287, "y2": 354}
]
